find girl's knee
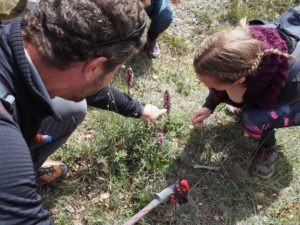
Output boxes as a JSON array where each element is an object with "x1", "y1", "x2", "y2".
[
  {"x1": 241, "y1": 110, "x2": 250, "y2": 124},
  {"x1": 241, "y1": 111, "x2": 262, "y2": 139},
  {"x1": 160, "y1": 8, "x2": 173, "y2": 27}
]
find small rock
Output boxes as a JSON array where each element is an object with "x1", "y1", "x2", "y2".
[
  {"x1": 165, "y1": 208, "x2": 174, "y2": 221},
  {"x1": 214, "y1": 215, "x2": 220, "y2": 221},
  {"x1": 99, "y1": 193, "x2": 110, "y2": 202},
  {"x1": 66, "y1": 205, "x2": 76, "y2": 214},
  {"x1": 254, "y1": 192, "x2": 265, "y2": 198}
]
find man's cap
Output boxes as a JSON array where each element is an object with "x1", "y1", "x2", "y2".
[{"x1": 0, "y1": 0, "x2": 28, "y2": 20}]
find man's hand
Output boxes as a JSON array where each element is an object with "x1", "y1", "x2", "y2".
[
  {"x1": 191, "y1": 107, "x2": 212, "y2": 125},
  {"x1": 141, "y1": 104, "x2": 167, "y2": 122},
  {"x1": 226, "y1": 83, "x2": 246, "y2": 104},
  {"x1": 142, "y1": 0, "x2": 151, "y2": 7},
  {"x1": 171, "y1": 0, "x2": 182, "y2": 5}
]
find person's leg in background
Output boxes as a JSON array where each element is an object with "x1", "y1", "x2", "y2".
[
  {"x1": 29, "y1": 97, "x2": 87, "y2": 184},
  {"x1": 242, "y1": 102, "x2": 300, "y2": 178},
  {"x1": 145, "y1": 0, "x2": 173, "y2": 58}
]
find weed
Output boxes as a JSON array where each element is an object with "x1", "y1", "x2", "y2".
[
  {"x1": 225, "y1": 0, "x2": 299, "y2": 24},
  {"x1": 197, "y1": 9, "x2": 214, "y2": 25},
  {"x1": 161, "y1": 32, "x2": 190, "y2": 56}
]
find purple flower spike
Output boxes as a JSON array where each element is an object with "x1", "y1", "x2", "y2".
[
  {"x1": 163, "y1": 90, "x2": 171, "y2": 113},
  {"x1": 125, "y1": 67, "x2": 134, "y2": 87},
  {"x1": 124, "y1": 67, "x2": 134, "y2": 96},
  {"x1": 156, "y1": 133, "x2": 165, "y2": 146}
]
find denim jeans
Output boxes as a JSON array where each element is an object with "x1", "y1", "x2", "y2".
[{"x1": 145, "y1": 0, "x2": 173, "y2": 41}]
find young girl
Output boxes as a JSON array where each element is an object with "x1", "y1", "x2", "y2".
[
  {"x1": 191, "y1": 19, "x2": 300, "y2": 179},
  {"x1": 142, "y1": 0, "x2": 175, "y2": 58}
]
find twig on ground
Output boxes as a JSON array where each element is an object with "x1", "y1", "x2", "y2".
[{"x1": 192, "y1": 164, "x2": 220, "y2": 171}]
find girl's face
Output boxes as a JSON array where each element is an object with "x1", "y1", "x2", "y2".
[{"x1": 197, "y1": 74, "x2": 234, "y2": 91}]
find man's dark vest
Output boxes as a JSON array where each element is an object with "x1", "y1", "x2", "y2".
[
  {"x1": 0, "y1": 23, "x2": 17, "y2": 123},
  {"x1": 0, "y1": 79, "x2": 17, "y2": 122}
]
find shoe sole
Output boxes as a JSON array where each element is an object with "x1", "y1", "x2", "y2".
[
  {"x1": 148, "y1": 53, "x2": 160, "y2": 59},
  {"x1": 37, "y1": 164, "x2": 68, "y2": 186},
  {"x1": 254, "y1": 171, "x2": 274, "y2": 179}
]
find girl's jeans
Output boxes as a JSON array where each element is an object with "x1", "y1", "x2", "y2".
[
  {"x1": 242, "y1": 101, "x2": 300, "y2": 148},
  {"x1": 145, "y1": 0, "x2": 173, "y2": 41}
]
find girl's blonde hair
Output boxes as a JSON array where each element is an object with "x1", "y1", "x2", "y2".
[{"x1": 193, "y1": 23, "x2": 293, "y2": 83}]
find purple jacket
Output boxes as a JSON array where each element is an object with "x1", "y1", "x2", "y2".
[{"x1": 203, "y1": 26, "x2": 289, "y2": 111}]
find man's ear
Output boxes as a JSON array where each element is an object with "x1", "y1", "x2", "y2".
[{"x1": 82, "y1": 57, "x2": 108, "y2": 81}]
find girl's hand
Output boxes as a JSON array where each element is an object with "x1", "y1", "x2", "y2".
[
  {"x1": 226, "y1": 83, "x2": 246, "y2": 104},
  {"x1": 191, "y1": 107, "x2": 212, "y2": 125}
]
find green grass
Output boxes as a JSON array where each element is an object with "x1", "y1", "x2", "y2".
[
  {"x1": 42, "y1": 1, "x2": 300, "y2": 224},
  {"x1": 224, "y1": 0, "x2": 300, "y2": 24}
]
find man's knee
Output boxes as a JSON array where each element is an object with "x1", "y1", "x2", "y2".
[
  {"x1": 50, "y1": 97, "x2": 87, "y2": 131},
  {"x1": 63, "y1": 100, "x2": 87, "y2": 129},
  {"x1": 67, "y1": 100, "x2": 87, "y2": 126},
  {"x1": 42, "y1": 98, "x2": 87, "y2": 136}
]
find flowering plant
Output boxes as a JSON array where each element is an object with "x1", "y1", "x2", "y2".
[
  {"x1": 124, "y1": 67, "x2": 134, "y2": 96},
  {"x1": 163, "y1": 90, "x2": 171, "y2": 114}
]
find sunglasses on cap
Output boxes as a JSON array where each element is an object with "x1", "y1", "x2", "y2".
[{"x1": 97, "y1": 21, "x2": 147, "y2": 47}]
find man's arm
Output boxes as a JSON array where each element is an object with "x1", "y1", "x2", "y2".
[
  {"x1": 86, "y1": 85, "x2": 166, "y2": 122},
  {"x1": 0, "y1": 115, "x2": 53, "y2": 224},
  {"x1": 86, "y1": 85, "x2": 144, "y2": 118}
]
